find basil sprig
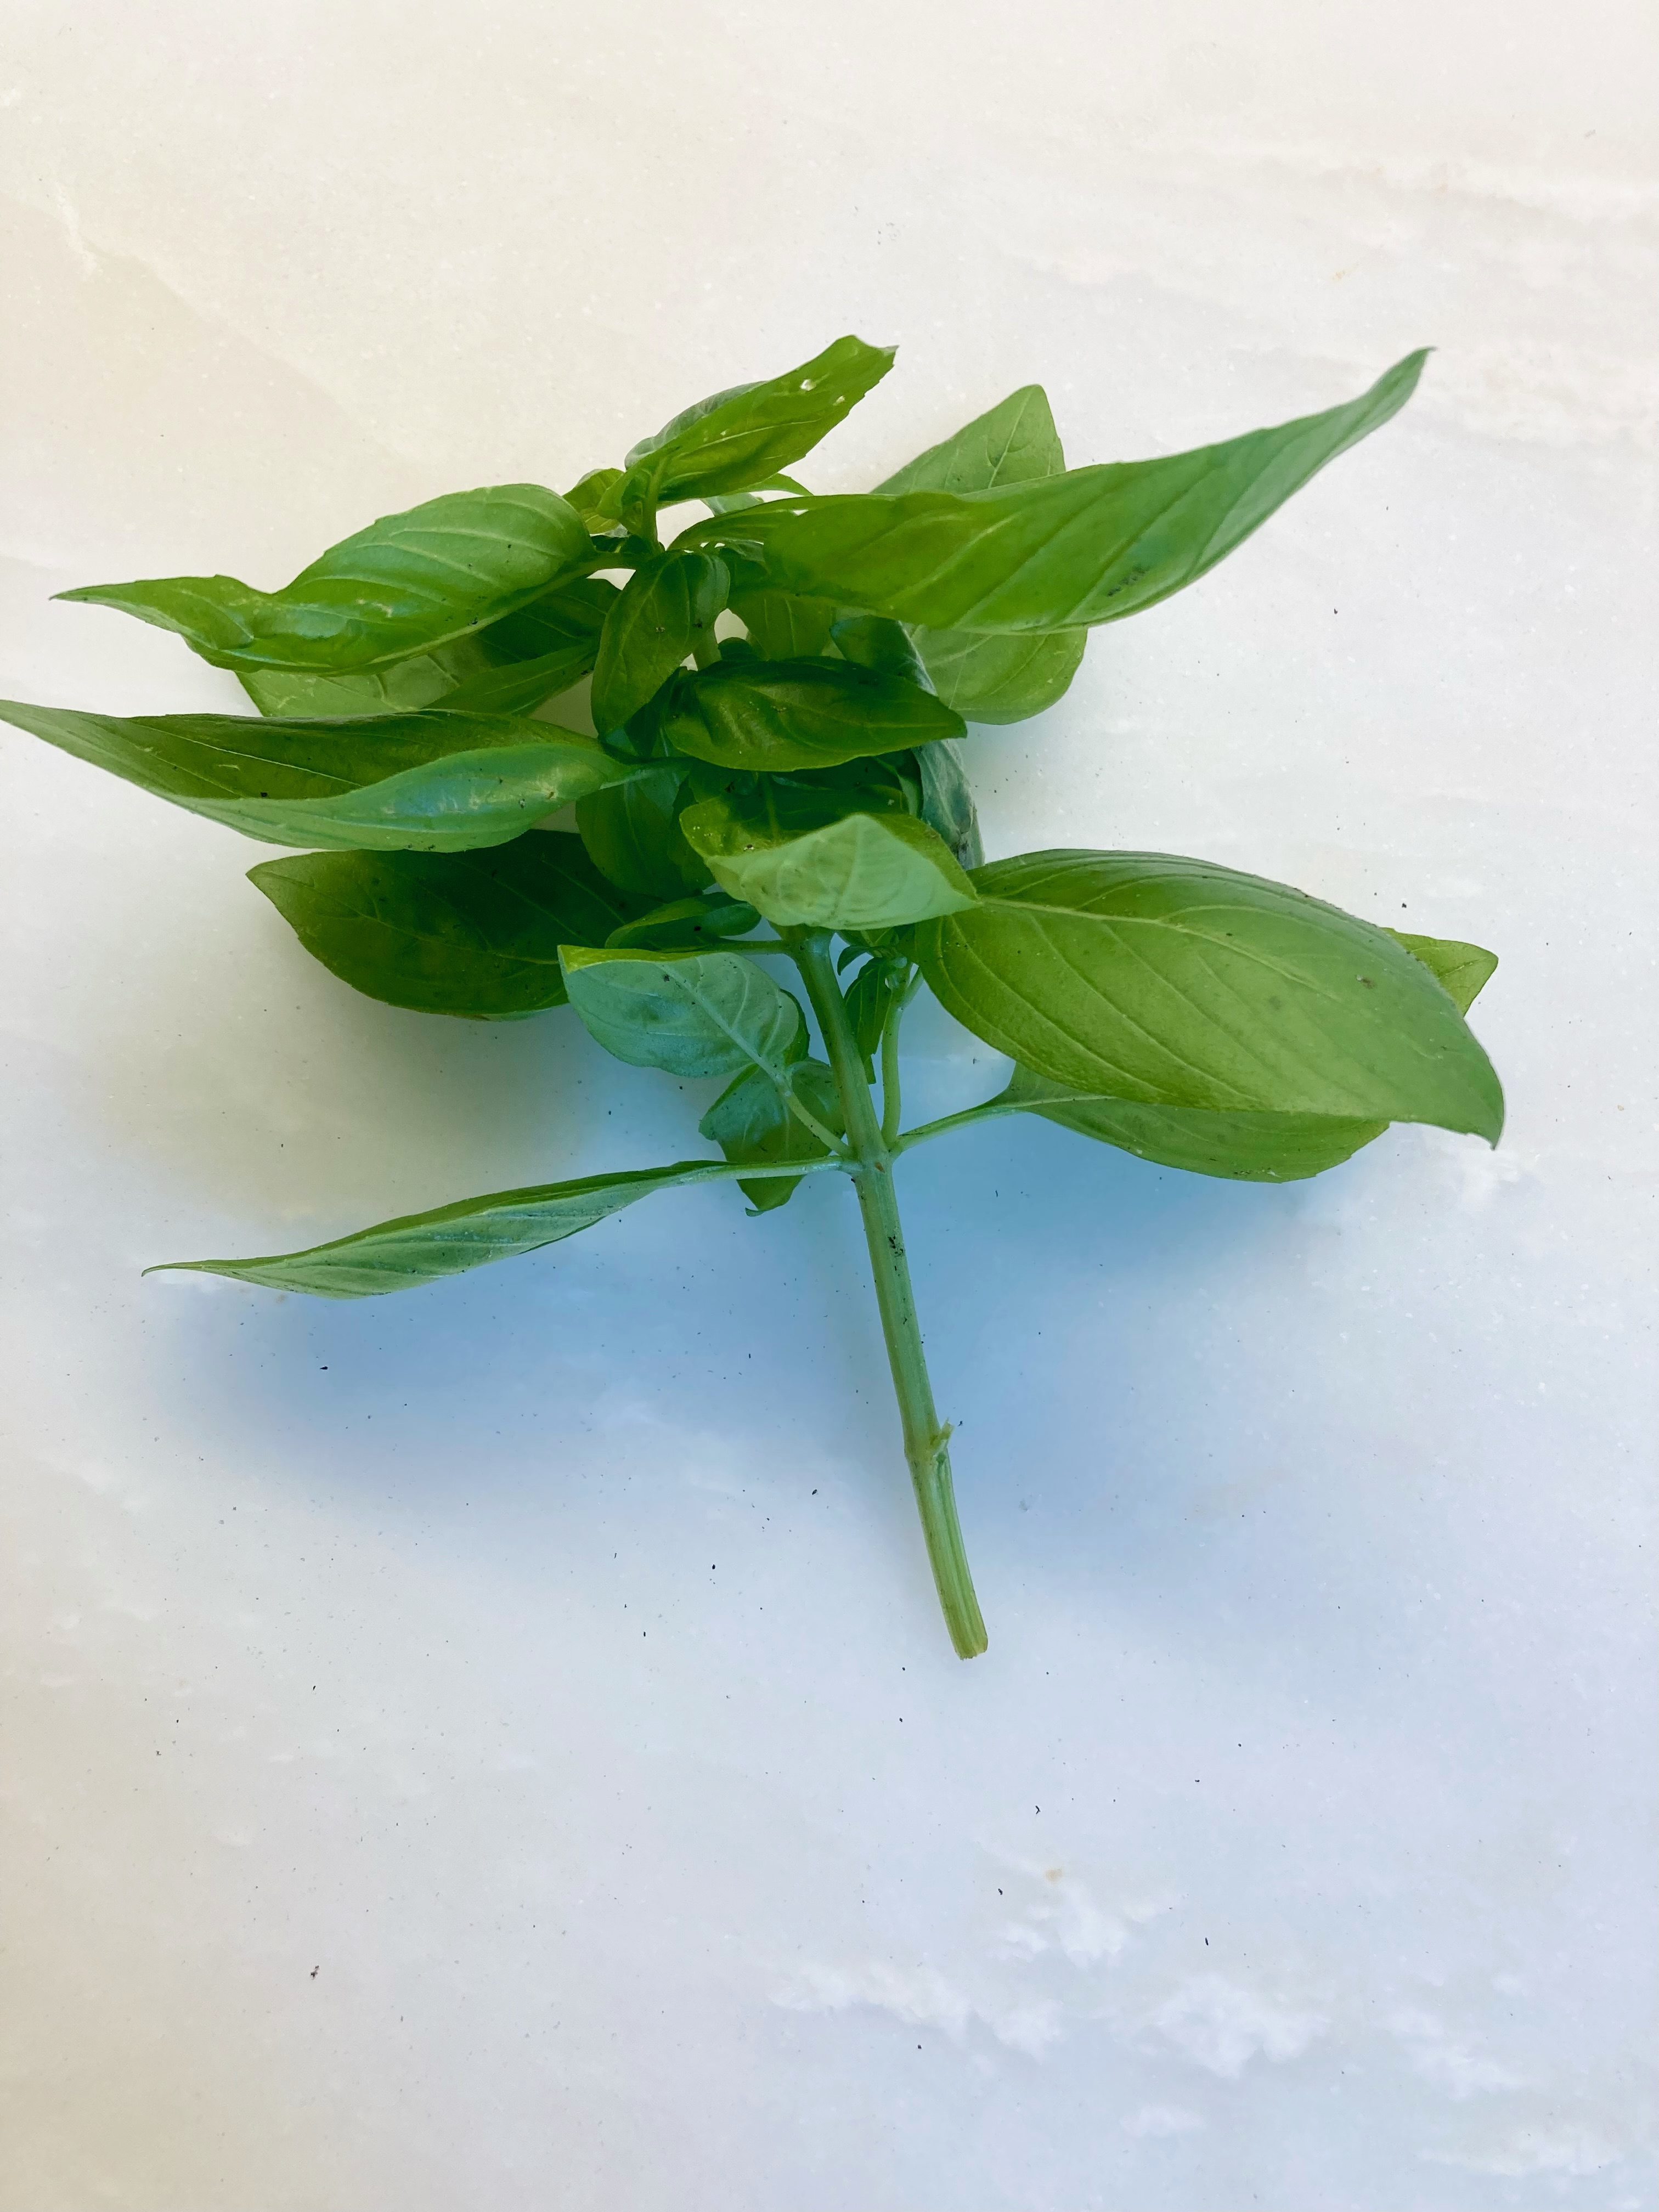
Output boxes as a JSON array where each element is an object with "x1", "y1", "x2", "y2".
[{"x1": 4, "y1": 336, "x2": 1502, "y2": 1662}]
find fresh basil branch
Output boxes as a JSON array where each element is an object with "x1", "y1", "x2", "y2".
[{"x1": 1, "y1": 334, "x2": 1505, "y2": 1658}]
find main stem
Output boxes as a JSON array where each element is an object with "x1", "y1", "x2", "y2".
[{"x1": 793, "y1": 933, "x2": 988, "y2": 1658}]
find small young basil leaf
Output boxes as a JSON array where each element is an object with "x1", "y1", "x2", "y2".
[
  {"x1": 575, "y1": 763, "x2": 713, "y2": 898},
  {"x1": 249, "y1": 833, "x2": 647, "y2": 1019},
  {"x1": 911, "y1": 626, "x2": 1087, "y2": 725},
  {"x1": 730, "y1": 588, "x2": 837, "y2": 661},
  {"x1": 829, "y1": 612, "x2": 932, "y2": 689},
  {"x1": 872, "y1": 386, "x2": 1084, "y2": 720},
  {"x1": 913, "y1": 849, "x2": 1503, "y2": 1139},
  {"x1": 590, "y1": 552, "x2": 729, "y2": 733},
  {"x1": 699, "y1": 1059, "x2": 844, "y2": 1213},
  {"x1": 684, "y1": 353, "x2": 1427, "y2": 634},
  {"x1": 876, "y1": 383, "x2": 1064, "y2": 495},
  {"x1": 915, "y1": 741, "x2": 985, "y2": 870},
  {"x1": 614, "y1": 335, "x2": 895, "y2": 533},
  {"x1": 843, "y1": 954, "x2": 907, "y2": 1080},
  {"x1": 605, "y1": 890, "x2": 760, "y2": 950},
  {"x1": 0, "y1": 697, "x2": 627, "y2": 852},
  {"x1": 146, "y1": 1158, "x2": 766, "y2": 1298},
  {"x1": 680, "y1": 782, "x2": 977, "y2": 931},
  {"x1": 59, "y1": 485, "x2": 595, "y2": 674},
  {"x1": 1385, "y1": 930, "x2": 1499, "y2": 1015},
  {"x1": 559, "y1": 945, "x2": 807, "y2": 1079},
  {"x1": 658, "y1": 658, "x2": 964, "y2": 772},
  {"x1": 565, "y1": 467, "x2": 626, "y2": 527}
]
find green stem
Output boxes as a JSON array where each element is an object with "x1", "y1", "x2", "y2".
[
  {"x1": 893, "y1": 1096, "x2": 1023, "y2": 1154},
  {"x1": 793, "y1": 933, "x2": 988, "y2": 1659},
  {"x1": 879, "y1": 966, "x2": 921, "y2": 1146}
]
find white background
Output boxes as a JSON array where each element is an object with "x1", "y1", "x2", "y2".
[{"x1": 2, "y1": 5, "x2": 1655, "y2": 2206}]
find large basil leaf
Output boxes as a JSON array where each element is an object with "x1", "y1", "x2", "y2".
[
  {"x1": 590, "y1": 552, "x2": 728, "y2": 733},
  {"x1": 829, "y1": 611, "x2": 932, "y2": 687},
  {"x1": 0, "y1": 696, "x2": 626, "y2": 852},
  {"x1": 60, "y1": 485, "x2": 595, "y2": 674},
  {"x1": 700, "y1": 1059, "x2": 844, "y2": 1213},
  {"x1": 913, "y1": 850, "x2": 1502, "y2": 1139},
  {"x1": 680, "y1": 781, "x2": 976, "y2": 930},
  {"x1": 248, "y1": 833, "x2": 644, "y2": 1018},
  {"x1": 876, "y1": 383, "x2": 1064, "y2": 496},
  {"x1": 614, "y1": 335, "x2": 895, "y2": 531},
  {"x1": 658, "y1": 658, "x2": 964, "y2": 771},
  {"x1": 684, "y1": 352, "x2": 1426, "y2": 634},
  {"x1": 239, "y1": 578, "x2": 619, "y2": 720},
  {"x1": 992, "y1": 926, "x2": 1500, "y2": 1180},
  {"x1": 560, "y1": 945, "x2": 807, "y2": 1079},
  {"x1": 575, "y1": 763, "x2": 712, "y2": 897},
  {"x1": 731, "y1": 588, "x2": 836, "y2": 661},
  {"x1": 146, "y1": 1159, "x2": 787, "y2": 1298}
]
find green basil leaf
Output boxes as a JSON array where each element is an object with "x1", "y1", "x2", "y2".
[
  {"x1": 59, "y1": 485, "x2": 595, "y2": 674},
  {"x1": 996, "y1": 924, "x2": 1500, "y2": 1181},
  {"x1": 658, "y1": 658, "x2": 964, "y2": 772},
  {"x1": 913, "y1": 849, "x2": 1502, "y2": 1139},
  {"x1": 911, "y1": 625, "x2": 1086, "y2": 725},
  {"x1": 0, "y1": 696, "x2": 627, "y2": 852},
  {"x1": 843, "y1": 954, "x2": 906, "y2": 1079},
  {"x1": 829, "y1": 612, "x2": 932, "y2": 689},
  {"x1": 915, "y1": 741, "x2": 985, "y2": 870},
  {"x1": 565, "y1": 467, "x2": 626, "y2": 527},
  {"x1": 236, "y1": 578, "x2": 618, "y2": 721},
  {"x1": 1001, "y1": 1066, "x2": 1387, "y2": 1182},
  {"x1": 605, "y1": 891, "x2": 760, "y2": 950},
  {"x1": 877, "y1": 382, "x2": 1064, "y2": 495},
  {"x1": 146, "y1": 1158, "x2": 764, "y2": 1298},
  {"x1": 248, "y1": 832, "x2": 645, "y2": 1019},
  {"x1": 560, "y1": 945, "x2": 806, "y2": 1079},
  {"x1": 873, "y1": 385, "x2": 1085, "y2": 719},
  {"x1": 680, "y1": 781, "x2": 977, "y2": 931},
  {"x1": 730, "y1": 588, "x2": 836, "y2": 661},
  {"x1": 575, "y1": 763, "x2": 712, "y2": 897},
  {"x1": 685, "y1": 353, "x2": 1427, "y2": 634},
  {"x1": 699, "y1": 1059, "x2": 844, "y2": 1213},
  {"x1": 615, "y1": 335, "x2": 895, "y2": 531},
  {"x1": 238, "y1": 643, "x2": 490, "y2": 719},
  {"x1": 1386, "y1": 930, "x2": 1498, "y2": 1015},
  {"x1": 590, "y1": 552, "x2": 729, "y2": 733}
]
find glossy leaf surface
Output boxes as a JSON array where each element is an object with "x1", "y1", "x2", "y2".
[
  {"x1": 681, "y1": 782, "x2": 976, "y2": 930},
  {"x1": 249, "y1": 833, "x2": 642, "y2": 1019},
  {"x1": 149, "y1": 1160, "x2": 769, "y2": 1298},
  {"x1": 614, "y1": 335, "x2": 894, "y2": 529},
  {"x1": 60, "y1": 484, "x2": 595, "y2": 673},
  {"x1": 575, "y1": 763, "x2": 712, "y2": 897},
  {"x1": 913, "y1": 849, "x2": 1502, "y2": 1138},
  {"x1": 0, "y1": 696, "x2": 625, "y2": 851},
  {"x1": 685, "y1": 353, "x2": 1426, "y2": 634},
  {"x1": 700, "y1": 1059, "x2": 844, "y2": 1212},
  {"x1": 560, "y1": 946, "x2": 807, "y2": 1079},
  {"x1": 590, "y1": 552, "x2": 728, "y2": 733},
  {"x1": 658, "y1": 658, "x2": 964, "y2": 772},
  {"x1": 912, "y1": 625, "x2": 1086, "y2": 724}
]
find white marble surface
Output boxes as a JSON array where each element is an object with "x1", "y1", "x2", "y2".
[{"x1": 2, "y1": 7, "x2": 1655, "y2": 2207}]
